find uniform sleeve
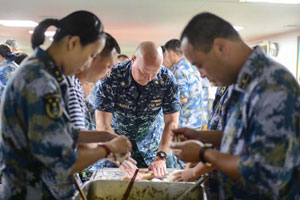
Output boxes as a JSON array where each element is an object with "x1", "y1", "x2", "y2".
[
  {"x1": 90, "y1": 76, "x2": 116, "y2": 113},
  {"x1": 238, "y1": 82, "x2": 300, "y2": 193},
  {"x1": 174, "y1": 70, "x2": 189, "y2": 99},
  {"x1": 21, "y1": 76, "x2": 77, "y2": 195},
  {"x1": 162, "y1": 75, "x2": 181, "y2": 114}
]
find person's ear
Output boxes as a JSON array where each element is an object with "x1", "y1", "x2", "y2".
[
  {"x1": 212, "y1": 38, "x2": 228, "y2": 58},
  {"x1": 131, "y1": 55, "x2": 136, "y2": 63},
  {"x1": 169, "y1": 50, "x2": 175, "y2": 58},
  {"x1": 93, "y1": 54, "x2": 101, "y2": 62},
  {"x1": 66, "y1": 36, "x2": 81, "y2": 51}
]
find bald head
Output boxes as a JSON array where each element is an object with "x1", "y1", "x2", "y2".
[
  {"x1": 135, "y1": 41, "x2": 163, "y2": 65},
  {"x1": 131, "y1": 41, "x2": 163, "y2": 86}
]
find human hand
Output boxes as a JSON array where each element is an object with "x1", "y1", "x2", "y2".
[
  {"x1": 171, "y1": 140, "x2": 203, "y2": 162},
  {"x1": 148, "y1": 159, "x2": 167, "y2": 177},
  {"x1": 118, "y1": 157, "x2": 143, "y2": 180},
  {"x1": 172, "y1": 168, "x2": 197, "y2": 182},
  {"x1": 105, "y1": 135, "x2": 131, "y2": 156},
  {"x1": 172, "y1": 127, "x2": 199, "y2": 142}
]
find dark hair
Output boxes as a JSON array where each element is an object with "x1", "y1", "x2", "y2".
[
  {"x1": 31, "y1": 10, "x2": 104, "y2": 49},
  {"x1": 164, "y1": 39, "x2": 182, "y2": 55},
  {"x1": 161, "y1": 46, "x2": 166, "y2": 54},
  {"x1": 117, "y1": 54, "x2": 129, "y2": 59},
  {"x1": 14, "y1": 52, "x2": 28, "y2": 65},
  {"x1": 0, "y1": 44, "x2": 15, "y2": 61},
  {"x1": 99, "y1": 33, "x2": 120, "y2": 57},
  {"x1": 180, "y1": 12, "x2": 241, "y2": 53}
]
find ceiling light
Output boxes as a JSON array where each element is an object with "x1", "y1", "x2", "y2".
[
  {"x1": 233, "y1": 26, "x2": 244, "y2": 31},
  {"x1": 29, "y1": 30, "x2": 56, "y2": 37},
  {"x1": 0, "y1": 20, "x2": 38, "y2": 27},
  {"x1": 240, "y1": 0, "x2": 300, "y2": 4}
]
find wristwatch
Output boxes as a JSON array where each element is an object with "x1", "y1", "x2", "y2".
[
  {"x1": 156, "y1": 151, "x2": 167, "y2": 160},
  {"x1": 199, "y1": 143, "x2": 213, "y2": 167}
]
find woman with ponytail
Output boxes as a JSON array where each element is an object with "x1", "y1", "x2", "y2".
[
  {"x1": 0, "y1": 43, "x2": 19, "y2": 100},
  {"x1": 0, "y1": 10, "x2": 132, "y2": 200}
]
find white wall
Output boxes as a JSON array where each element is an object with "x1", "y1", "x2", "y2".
[{"x1": 248, "y1": 29, "x2": 300, "y2": 79}]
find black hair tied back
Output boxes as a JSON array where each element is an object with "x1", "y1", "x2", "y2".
[
  {"x1": 31, "y1": 18, "x2": 60, "y2": 49},
  {"x1": 31, "y1": 11, "x2": 104, "y2": 50}
]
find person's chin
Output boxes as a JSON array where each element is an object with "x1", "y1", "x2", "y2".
[{"x1": 138, "y1": 81, "x2": 148, "y2": 86}]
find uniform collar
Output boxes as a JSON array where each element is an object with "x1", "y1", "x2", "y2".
[
  {"x1": 234, "y1": 46, "x2": 266, "y2": 92},
  {"x1": 174, "y1": 57, "x2": 188, "y2": 71},
  {"x1": 34, "y1": 47, "x2": 65, "y2": 84},
  {"x1": 176, "y1": 57, "x2": 186, "y2": 66},
  {"x1": 217, "y1": 86, "x2": 228, "y2": 96}
]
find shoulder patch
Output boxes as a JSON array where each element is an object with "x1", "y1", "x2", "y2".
[{"x1": 43, "y1": 94, "x2": 63, "y2": 120}]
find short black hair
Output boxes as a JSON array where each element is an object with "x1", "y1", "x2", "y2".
[
  {"x1": 14, "y1": 52, "x2": 28, "y2": 65},
  {"x1": 180, "y1": 12, "x2": 241, "y2": 53},
  {"x1": 31, "y1": 10, "x2": 104, "y2": 49},
  {"x1": 0, "y1": 44, "x2": 12, "y2": 58},
  {"x1": 164, "y1": 39, "x2": 182, "y2": 55},
  {"x1": 100, "y1": 33, "x2": 120, "y2": 57},
  {"x1": 117, "y1": 54, "x2": 129, "y2": 59},
  {"x1": 161, "y1": 46, "x2": 166, "y2": 54}
]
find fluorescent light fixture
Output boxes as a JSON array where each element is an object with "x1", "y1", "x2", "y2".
[
  {"x1": 233, "y1": 26, "x2": 244, "y2": 31},
  {"x1": 240, "y1": 0, "x2": 300, "y2": 4},
  {"x1": 29, "y1": 30, "x2": 56, "y2": 37},
  {"x1": 0, "y1": 20, "x2": 38, "y2": 27}
]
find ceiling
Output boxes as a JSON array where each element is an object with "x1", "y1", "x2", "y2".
[{"x1": 0, "y1": 0, "x2": 300, "y2": 55}]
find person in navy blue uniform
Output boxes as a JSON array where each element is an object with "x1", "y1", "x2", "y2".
[{"x1": 91, "y1": 41, "x2": 181, "y2": 177}]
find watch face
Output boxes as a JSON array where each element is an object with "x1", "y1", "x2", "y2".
[{"x1": 157, "y1": 151, "x2": 167, "y2": 158}]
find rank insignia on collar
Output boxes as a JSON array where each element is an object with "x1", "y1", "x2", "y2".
[
  {"x1": 43, "y1": 94, "x2": 63, "y2": 120},
  {"x1": 121, "y1": 81, "x2": 126, "y2": 86},
  {"x1": 154, "y1": 80, "x2": 159, "y2": 84},
  {"x1": 219, "y1": 86, "x2": 227, "y2": 95},
  {"x1": 239, "y1": 73, "x2": 251, "y2": 89},
  {"x1": 53, "y1": 69, "x2": 63, "y2": 82}
]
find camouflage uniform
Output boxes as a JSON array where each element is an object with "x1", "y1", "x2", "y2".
[
  {"x1": 85, "y1": 100, "x2": 96, "y2": 130},
  {"x1": 218, "y1": 46, "x2": 300, "y2": 199},
  {"x1": 204, "y1": 85, "x2": 232, "y2": 200},
  {"x1": 207, "y1": 86, "x2": 233, "y2": 131},
  {"x1": 173, "y1": 57, "x2": 205, "y2": 129},
  {"x1": 90, "y1": 60, "x2": 181, "y2": 167},
  {"x1": 0, "y1": 48, "x2": 78, "y2": 199},
  {"x1": 0, "y1": 59, "x2": 18, "y2": 101},
  {"x1": 200, "y1": 78, "x2": 210, "y2": 129}
]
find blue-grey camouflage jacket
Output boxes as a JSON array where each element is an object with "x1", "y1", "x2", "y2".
[
  {"x1": 0, "y1": 48, "x2": 78, "y2": 200},
  {"x1": 90, "y1": 60, "x2": 180, "y2": 166},
  {"x1": 205, "y1": 85, "x2": 232, "y2": 200},
  {"x1": 207, "y1": 86, "x2": 233, "y2": 131},
  {"x1": 219, "y1": 46, "x2": 300, "y2": 199}
]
